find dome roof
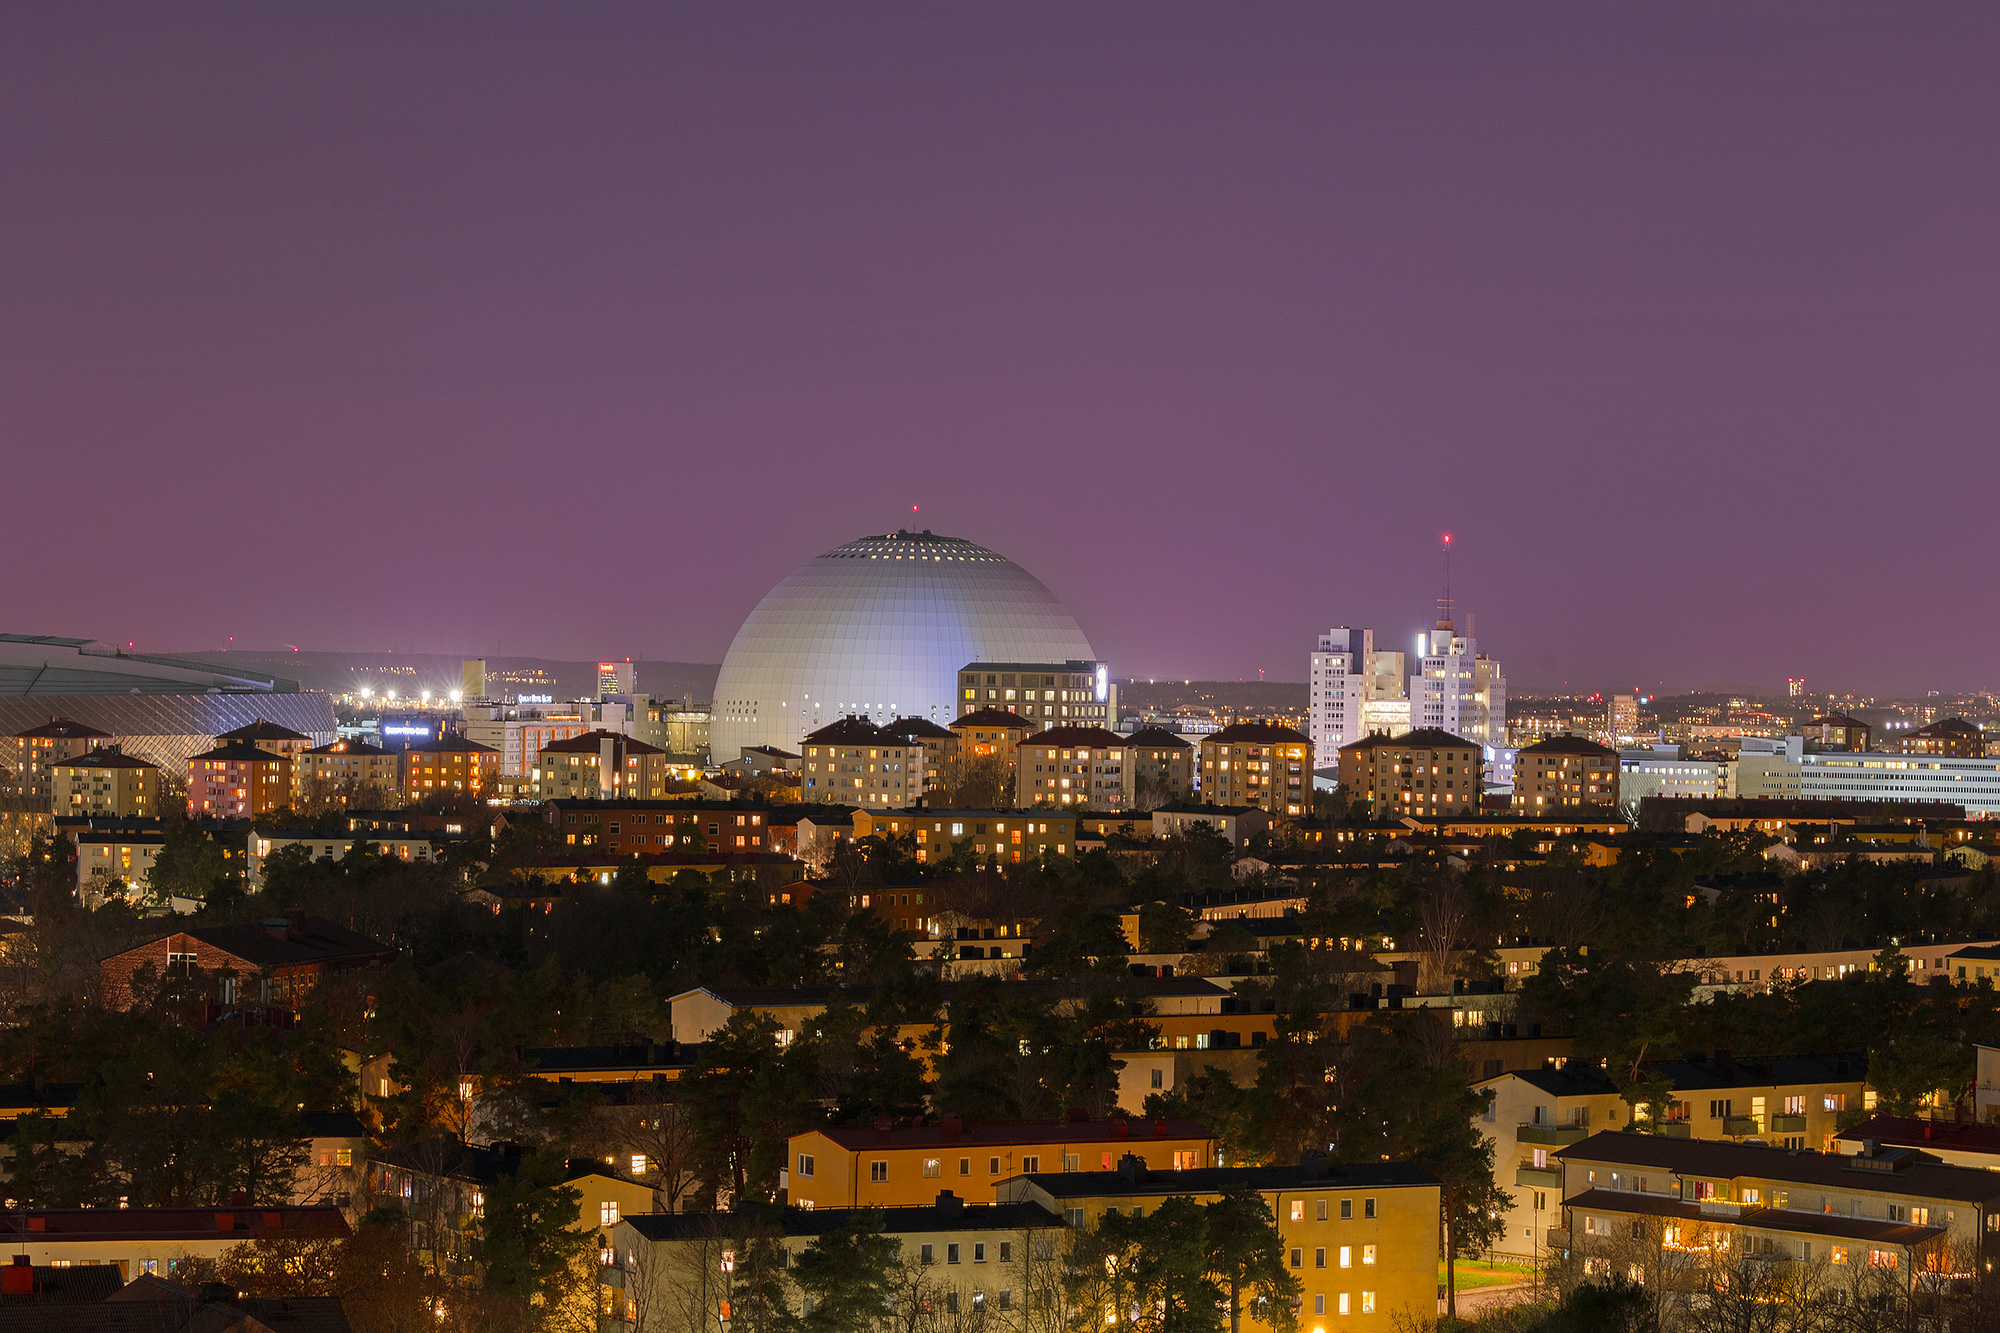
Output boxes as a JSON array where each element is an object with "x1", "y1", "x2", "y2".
[{"x1": 710, "y1": 531, "x2": 1094, "y2": 760}]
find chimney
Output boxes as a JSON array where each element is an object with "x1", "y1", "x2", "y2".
[
  {"x1": 1153, "y1": 1120, "x2": 1167, "y2": 1137},
  {"x1": 935, "y1": 1190, "x2": 962, "y2": 1215},
  {"x1": 941, "y1": 1113, "x2": 964, "y2": 1137},
  {"x1": 1117, "y1": 1153, "x2": 1146, "y2": 1182}
]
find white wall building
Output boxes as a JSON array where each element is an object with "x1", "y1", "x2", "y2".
[
  {"x1": 1411, "y1": 620, "x2": 1505, "y2": 749},
  {"x1": 1308, "y1": 627, "x2": 1412, "y2": 768},
  {"x1": 1736, "y1": 735, "x2": 1804, "y2": 800},
  {"x1": 1618, "y1": 746, "x2": 1728, "y2": 816},
  {"x1": 1799, "y1": 751, "x2": 2000, "y2": 818}
]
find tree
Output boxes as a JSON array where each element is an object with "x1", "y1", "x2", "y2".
[
  {"x1": 1127, "y1": 1197, "x2": 1224, "y2": 1333},
  {"x1": 149, "y1": 815, "x2": 232, "y2": 904},
  {"x1": 1203, "y1": 1188, "x2": 1297, "y2": 1333},
  {"x1": 1137, "y1": 901, "x2": 1197, "y2": 955},
  {"x1": 787, "y1": 1210, "x2": 899, "y2": 1333},
  {"x1": 478, "y1": 1152, "x2": 593, "y2": 1322},
  {"x1": 938, "y1": 755, "x2": 1012, "y2": 811}
]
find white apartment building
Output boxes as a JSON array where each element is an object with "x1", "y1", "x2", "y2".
[
  {"x1": 1308, "y1": 628, "x2": 1407, "y2": 769},
  {"x1": 1799, "y1": 750, "x2": 2000, "y2": 818},
  {"x1": 1411, "y1": 620, "x2": 1506, "y2": 749}
]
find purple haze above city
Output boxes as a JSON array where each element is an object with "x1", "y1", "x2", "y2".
[{"x1": 6, "y1": 3, "x2": 1996, "y2": 696}]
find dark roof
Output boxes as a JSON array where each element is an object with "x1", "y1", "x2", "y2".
[
  {"x1": 0, "y1": 1206, "x2": 348, "y2": 1244},
  {"x1": 520, "y1": 1042, "x2": 693, "y2": 1075},
  {"x1": 298, "y1": 1111, "x2": 370, "y2": 1139},
  {"x1": 625, "y1": 1199, "x2": 1064, "y2": 1243},
  {"x1": 1834, "y1": 1115, "x2": 2000, "y2": 1157},
  {"x1": 47, "y1": 749, "x2": 158, "y2": 771},
  {"x1": 881, "y1": 717, "x2": 957, "y2": 740},
  {"x1": 809, "y1": 1117, "x2": 1212, "y2": 1152},
  {"x1": 1152, "y1": 801, "x2": 1263, "y2": 817},
  {"x1": 1016, "y1": 1159, "x2": 1437, "y2": 1199},
  {"x1": 1489, "y1": 1065, "x2": 1618, "y2": 1097},
  {"x1": 216, "y1": 719, "x2": 312, "y2": 743},
  {"x1": 1204, "y1": 721, "x2": 1312, "y2": 746},
  {"x1": 801, "y1": 717, "x2": 894, "y2": 746},
  {"x1": 1909, "y1": 718, "x2": 1983, "y2": 739},
  {"x1": 1556, "y1": 1132, "x2": 2000, "y2": 1204},
  {"x1": 1018, "y1": 726, "x2": 1126, "y2": 748},
  {"x1": 1638, "y1": 796, "x2": 1963, "y2": 823},
  {"x1": 743, "y1": 745, "x2": 802, "y2": 759},
  {"x1": 1808, "y1": 713, "x2": 1867, "y2": 728},
  {"x1": 958, "y1": 661, "x2": 1099, "y2": 675},
  {"x1": 14, "y1": 718, "x2": 111, "y2": 741},
  {"x1": 185, "y1": 740, "x2": 289, "y2": 764},
  {"x1": 950, "y1": 708, "x2": 1042, "y2": 731},
  {"x1": 1518, "y1": 735, "x2": 1619, "y2": 758},
  {"x1": 404, "y1": 733, "x2": 502, "y2": 754},
  {"x1": 1644, "y1": 1054, "x2": 1865, "y2": 1092},
  {"x1": 1125, "y1": 727, "x2": 1193, "y2": 750},
  {"x1": 1559, "y1": 1186, "x2": 1945, "y2": 1246},
  {"x1": 306, "y1": 739, "x2": 391, "y2": 756},
  {"x1": 683, "y1": 976, "x2": 1231, "y2": 1010},
  {"x1": 1339, "y1": 728, "x2": 1477, "y2": 752},
  {"x1": 0, "y1": 1263, "x2": 124, "y2": 1305},
  {"x1": 371, "y1": 1138, "x2": 638, "y2": 1189},
  {"x1": 113, "y1": 917, "x2": 395, "y2": 971}
]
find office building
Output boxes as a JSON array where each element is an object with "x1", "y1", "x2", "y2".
[
  {"x1": 1336, "y1": 729, "x2": 1482, "y2": 821},
  {"x1": 461, "y1": 658, "x2": 486, "y2": 699},
  {"x1": 187, "y1": 740, "x2": 293, "y2": 819},
  {"x1": 1618, "y1": 747, "x2": 1727, "y2": 814},
  {"x1": 597, "y1": 660, "x2": 635, "y2": 697},
  {"x1": 458, "y1": 703, "x2": 590, "y2": 777},
  {"x1": 49, "y1": 748, "x2": 159, "y2": 818},
  {"x1": 710, "y1": 530, "x2": 1093, "y2": 760},
  {"x1": 1199, "y1": 721, "x2": 1312, "y2": 816},
  {"x1": 1002, "y1": 1156, "x2": 1440, "y2": 1329},
  {"x1": 957, "y1": 660, "x2": 1113, "y2": 727},
  {"x1": 1607, "y1": 694, "x2": 1639, "y2": 745},
  {"x1": 1799, "y1": 751, "x2": 2000, "y2": 819},
  {"x1": 1412, "y1": 617, "x2": 1506, "y2": 751},
  {"x1": 1308, "y1": 628, "x2": 1410, "y2": 768},
  {"x1": 1735, "y1": 735, "x2": 1804, "y2": 800},
  {"x1": 1513, "y1": 736, "x2": 1620, "y2": 812},
  {"x1": 799, "y1": 717, "x2": 924, "y2": 806}
]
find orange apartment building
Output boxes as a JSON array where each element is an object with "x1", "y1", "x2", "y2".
[
  {"x1": 787, "y1": 1114, "x2": 1217, "y2": 1209},
  {"x1": 400, "y1": 734, "x2": 501, "y2": 804},
  {"x1": 187, "y1": 740, "x2": 293, "y2": 818}
]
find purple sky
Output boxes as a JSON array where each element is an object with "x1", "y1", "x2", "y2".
[{"x1": 7, "y1": 4, "x2": 1996, "y2": 695}]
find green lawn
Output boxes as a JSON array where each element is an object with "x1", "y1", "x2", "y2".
[{"x1": 1440, "y1": 1259, "x2": 1536, "y2": 1292}]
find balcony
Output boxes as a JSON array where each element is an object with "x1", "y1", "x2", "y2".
[
  {"x1": 1519, "y1": 1123, "x2": 1588, "y2": 1146},
  {"x1": 1723, "y1": 1116, "x2": 1760, "y2": 1136},
  {"x1": 1515, "y1": 1165, "x2": 1562, "y2": 1189},
  {"x1": 1655, "y1": 1122, "x2": 1692, "y2": 1138},
  {"x1": 1771, "y1": 1114, "x2": 1807, "y2": 1133}
]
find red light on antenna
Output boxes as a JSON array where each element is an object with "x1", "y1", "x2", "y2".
[
  {"x1": 912, "y1": 504, "x2": 919, "y2": 513},
  {"x1": 1442, "y1": 534, "x2": 1451, "y2": 544}
]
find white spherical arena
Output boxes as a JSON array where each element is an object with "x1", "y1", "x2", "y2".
[{"x1": 710, "y1": 530, "x2": 1095, "y2": 760}]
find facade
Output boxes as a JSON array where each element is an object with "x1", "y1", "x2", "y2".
[
  {"x1": 1308, "y1": 628, "x2": 1415, "y2": 767},
  {"x1": 1477, "y1": 1057, "x2": 1870, "y2": 1261},
  {"x1": 74, "y1": 828, "x2": 166, "y2": 896},
  {"x1": 598, "y1": 660, "x2": 637, "y2": 696},
  {"x1": 1001, "y1": 1157, "x2": 1440, "y2": 1331},
  {"x1": 1016, "y1": 725, "x2": 1133, "y2": 809},
  {"x1": 948, "y1": 708, "x2": 1042, "y2": 775},
  {"x1": 1553, "y1": 1132, "x2": 2000, "y2": 1281},
  {"x1": 1412, "y1": 620, "x2": 1506, "y2": 751},
  {"x1": 296, "y1": 737, "x2": 402, "y2": 806},
  {"x1": 1735, "y1": 735, "x2": 1804, "y2": 800},
  {"x1": 1336, "y1": 729, "x2": 1482, "y2": 821},
  {"x1": 0, "y1": 1207, "x2": 347, "y2": 1277},
  {"x1": 1798, "y1": 751, "x2": 2000, "y2": 819},
  {"x1": 529, "y1": 730, "x2": 660, "y2": 801},
  {"x1": 48, "y1": 748, "x2": 158, "y2": 817},
  {"x1": 1513, "y1": 736, "x2": 1620, "y2": 812},
  {"x1": 1618, "y1": 747, "x2": 1728, "y2": 814},
  {"x1": 610, "y1": 1197, "x2": 1067, "y2": 1332},
  {"x1": 8, "y1": 717, "x2": 111, "y2": 808},
  {"x1": 1894, "y1": 717, "x2": 1987, "y2": 759},
  {"x1": 186, "y1": 740, "x2": 293, "y2": 818},
  {"x1": 957, "y1": 660, "x2": 1113, "y2": 727},
  {"x1": 881, "y1": 716, "x2": 958, "y2": 799},
  {"x1": 246, "y1": 828, "x2": 440, "y2": 891},
  {"x1": 710, "y1": 530, "x2": 1094, "y2": 760},
  {"x1": 851, "y1": 808, "x2": 1082, "y2": 865},
  {"x1": 1803, "y1": 712, "x2": 1872, "y2": 752},
  {"x1": 458, "y1": 704, "x2": 589, "y2": 776},
  {"x1": 100, "y1": 913, "x2": 397, "y2": 1015},
  {"x1": 788, "y1": 1117, "x2": 1216, "y2": 1209},
  {"x1": 1198, "y1": 721, "x2": 1313, "y2": 817},
  {"x1": 799, "y1": 717, "x2": 924, "y2": 806},
  {"x1": 1125, "y1": 727, "x2": 1194, "y2": 808},
  {"x1": 544, "y1": 800, "x2": 774, "y2": 854},
  {"x1": 1608, "y1": 694, "x2": 1639, "y2": 745},
  {"x1": 1151, "y1": 802, "x2": 1271, "y2": 846}
]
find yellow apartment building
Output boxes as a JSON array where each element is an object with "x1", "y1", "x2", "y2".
[
  {"x1": 1000, "y1": 1155, "x2": 1440, "y2": 1331},
  {"x1": 1199, "y1": 722, "x2": 1313, "y2": 817},
  {"x1": 49, "y1": 748, "x2": 158, "y2": 817}
]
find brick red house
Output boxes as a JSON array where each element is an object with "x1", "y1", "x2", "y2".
[{"x1": 100, "y1": 910, "x2": 396, "y2": 1020}]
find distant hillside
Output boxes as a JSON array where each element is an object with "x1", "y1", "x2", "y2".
[
  {"x1": 1118, "y1": 679, "x2": 1307, "y2": 716},
  {"x1": 170, "y1": 650, "x2": 719, "y2": 704}
]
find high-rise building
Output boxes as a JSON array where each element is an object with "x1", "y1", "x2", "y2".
[
  {"x1": 461, "y1": 658, "x2": 487, "y2": 700},
  {"x1": 1307, "y1": 629, "x2": 1410, "y2": 768},
  {"x1": 957, "y1": 661, "x2": 1113, "y2": 727},
  {"x1": 1608, "y1": 694, "x2": 1639, "y2": 745},
  {"x1": 1411, "y1": 616, "x2": 1506, "y2": 752},
  {"x1": 1788, "y1": 678, "x2": 1805, "y2": 698},
  {"x1": 597, "y1": 660, "x2": 636, "y2": 697}
]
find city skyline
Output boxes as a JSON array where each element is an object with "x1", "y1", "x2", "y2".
[{"x1": 8, "y1": 4, "x2": 1997, "y2": 694}]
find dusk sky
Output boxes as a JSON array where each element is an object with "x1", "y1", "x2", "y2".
[{"x1": 7, "y1": 4, "x2": 1995, "y2": 696}]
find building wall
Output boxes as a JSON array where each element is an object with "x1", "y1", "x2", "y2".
[
  {"x1": 1337, "y1": 739, "x2": 1481, "y2": 820},
  {"x1": 789, "y1": 1130, "x2": 1216, "y2": 1210},
  {"x1": 1799, "y1": 752, "x2": 2000, "y2": 818}
]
